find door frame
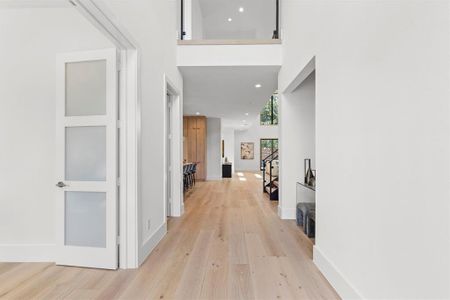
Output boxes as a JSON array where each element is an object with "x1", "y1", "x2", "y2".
[
  {"x1": 164, "y1": 75, "x2": 184, "y2": 218},
  {"x1": 72, "y1": 0, "x2": 140, "y2": 269}
]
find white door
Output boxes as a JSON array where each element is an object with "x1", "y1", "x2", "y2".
[
  {"x1": 55, "y1": 49, "x2": 118, "y2": 269},
  {"x1": 166, "y1": 94, "x2": 172, "y2": 217}
]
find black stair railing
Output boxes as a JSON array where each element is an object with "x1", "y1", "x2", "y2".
[
  {"x1": 261, "y1": 149, "x2": 279, "y2": 199},
  {"x1": 261, "y1": 149, "x2": 279, "y2": 171}
]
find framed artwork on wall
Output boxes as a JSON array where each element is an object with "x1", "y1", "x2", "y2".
[{"x1": 240, "y1": 142, "x2": 254, "y2": 160}]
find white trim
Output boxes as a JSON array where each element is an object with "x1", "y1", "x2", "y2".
[
  {"x1": 73, "y1": 0, "x2": 138, "y2": 49},
  {"x1": 206, "y1": 176, "x2": 222, "y2": 181},
  {"x1": 0, "y1": 0, "x2": 71, "y2": 8},
  {"x1": 313, "y1": 246, "x2": 363, "y2": 300},
  {"x1": 121, "y1": 49, "x2": 140, "y2": 269},
  {"x1": 0, "y1": 244, "x2": 55, "y2": 262},
  {"x1": 164, "y1": 74, "x2": 183, "y2": 218},
  {"x1": 138, "y1": 222, "x2": 167, "y2": 265},
  {"x1": 73, "y1": 0, "x2": 140, "y2": 269}
]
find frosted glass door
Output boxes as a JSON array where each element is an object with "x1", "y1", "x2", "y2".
[
  {"x1": 65, "y1": 126, "x2": 106, "y2": 181},
  {"x1": 65, "y1": 191, "x2": 106, "y2": 248},
  {"x1": 56, "y1": 49, "x2": 118, "y2": 269}
]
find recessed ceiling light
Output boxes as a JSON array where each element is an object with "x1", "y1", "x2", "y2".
[
  {"x1": 239, "y1": 7, "x2": 244, "y2": 12},
  {"x1": 255, "y1": 84, "x2": 262, "y2": 88},
  {"x1": 228, "y1": 18, "x2": 232, "y2": 22},
  {"x1": 245, "y1": 112, "x2": 249, "y2": 116},
  {"x1": 195, "y1": 112, "x2": 200, "y2": 115}
]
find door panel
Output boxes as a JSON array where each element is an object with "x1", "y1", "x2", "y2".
[
  {"x1": 65, "y1": 60, "x2": 107, "y2": 116},
  {"x1": 65, "y1": 191, "x2": 107, "y2": 248},
  {"x1": 56, "y1": 49, "x2": 118, "y2": 269},
  {"x1": 183, "y1": 117, "x2": 188, "y2": 162},
  {"x1": 196, "y1": 117, "x2": 206, "y2": 180},
  {"x1": 187, "y1": 117, "x2": 197, "y2": 164},
  {"x1": 65, "y1": 126, "x2": 106, "y2": 181}
]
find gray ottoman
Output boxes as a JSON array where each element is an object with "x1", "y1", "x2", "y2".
[{"x1": 296, "y1": 202, "x2": 315, "y2": 229}]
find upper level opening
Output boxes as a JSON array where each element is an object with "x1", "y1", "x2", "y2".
[{"x1": 179, "y1": 0, "x2": 280, "y2": 45}]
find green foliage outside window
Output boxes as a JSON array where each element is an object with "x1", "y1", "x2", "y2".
[
  {"x1": 261, "y1": 138, "x2": 279, "y2": 165},
  {"x1": 260, "y1": 93, "x2": 278, "y2": 125}
]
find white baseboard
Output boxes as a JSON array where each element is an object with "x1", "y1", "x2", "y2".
[
  {"x1": 206, "y1": 175, "x2": 222, "y2": 181},
  {"x1": 278, "y1": 206, "x2": 296, "y2": 219},
  {"x1": 0, "y1": 244, "x2": 55, "y2": 262},
  {"x1": 313, "y1": 246, "x2": 363, "y2": 300},
  {"x1": 139, "y1": 222, "x2": 167, "y2": 266}
]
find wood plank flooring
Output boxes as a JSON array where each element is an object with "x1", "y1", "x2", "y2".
[{"x1": 0, "y1": 172, "x2": 339, "y2": 300}]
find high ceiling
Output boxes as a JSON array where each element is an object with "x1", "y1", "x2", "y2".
[
  {"x1": 197, "y1": 0, "x2": 276, "y2": 40},
  {"x1": 181, "y1": 66, "x2": 279, "y2": 129}
]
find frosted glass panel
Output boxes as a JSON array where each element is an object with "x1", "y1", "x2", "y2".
[
  {"x1": 65, "y1": 192, "x2": 106, "y2": 248},
  {"x1": 65, "y1": 60, "x2": 106, "y2": 116},
  {"x1": 65, "y1": 126, "x2": 106, "y2": 181}
]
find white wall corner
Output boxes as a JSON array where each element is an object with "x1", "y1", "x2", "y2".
[
  {"x1": 138, "y1": 222, "x2": 167, "y2": 265},
  {"x1": 313, "y1": 246, "x2": 363, "y2": 300},
  {"x1": 0, "y1": 244, "x2": 55, "y2": 262}
]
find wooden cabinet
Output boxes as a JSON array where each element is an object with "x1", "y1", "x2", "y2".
[{"x1": 183, "y1": 116, "x2": 207, "y2": 180}]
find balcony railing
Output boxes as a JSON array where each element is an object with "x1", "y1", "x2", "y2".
[{"x1": 180, "y1": 0, "x2": 280, "y2": 43}]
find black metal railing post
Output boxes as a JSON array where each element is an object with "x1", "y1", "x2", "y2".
[
  {"x1": 180, "y1": 0, "x2": 185, "y2": 40},
  {"x1": 273, "y1": 0, "x2": 280, "y2": 39}
]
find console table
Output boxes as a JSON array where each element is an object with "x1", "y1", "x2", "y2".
[{"x1": 222, "y1": 163, "x2": 232, "y2": 178}]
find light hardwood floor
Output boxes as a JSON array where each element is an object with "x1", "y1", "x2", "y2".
[{"x1": 0, "y1": 172, "x2": 339, "y2": 300}]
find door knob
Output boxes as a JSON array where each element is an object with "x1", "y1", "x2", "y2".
[{"x1": 56, "y1": 181, "x2": 67, "y2": 188}]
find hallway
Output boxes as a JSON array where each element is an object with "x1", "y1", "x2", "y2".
[{"x1": 0, "y1": 172, "x2": 338, "y2": 299}]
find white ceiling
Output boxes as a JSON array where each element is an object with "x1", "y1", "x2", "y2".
[
  {"x1": 181, "y1": 66, "x2": 279, "y2": 129},
  {"x1": 198, "y1": 0, "x2": 276, "y2": 40}
]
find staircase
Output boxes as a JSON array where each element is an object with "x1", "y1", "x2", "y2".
[{"x1": 261, "y1": 150, "x2": 279, "y2": 200}]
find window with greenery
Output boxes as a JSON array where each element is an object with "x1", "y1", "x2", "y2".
[
  {"x1": 260, "y1": 93, "x2": 278, "y2": 125},
  {"x1": 260, "y1": 138, "x2": 279, "y2": 164}
]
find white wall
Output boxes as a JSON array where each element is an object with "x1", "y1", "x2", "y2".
[
  {"x1": 279, "y1": 1, "x2": 450, "y2": 299},
  {"x1": 234, "y1": 119, "x2": 278, "y2": 171},
  {"x1": 102, "y1": 0, "x2": 183, "y2": 265},
  {"x1": 279, "y1": 71, "x2": 315, "y2": 218},
  {"x1": 0, "y1": 7, "x2": 113, "y2": 260},
  {"x1": 221, "y1": 127, "x2": 235, "y2": 172},
  {"x1": 184, "y1": 0, "x2": 204, "y2": 40},
  {"x1": 206, "y1": 118, "x2": 221, "y2": 180},
  {"x1": 191, "y1": 0, "x2": 204, "y2": 39},
  {"x1": 177, "y1": 44, "x2": 282, "y2": 67}
]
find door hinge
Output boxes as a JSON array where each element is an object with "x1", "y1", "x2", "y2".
[
  {"x1": 117, "y1": 178, "x2": 120, "y2": 186},
  {"x1": 117, "y1": 236, "x2": 120, "y2": 245},
  {"x1": 117, "y1": 120, "x2": 121, "y2": 129}
]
